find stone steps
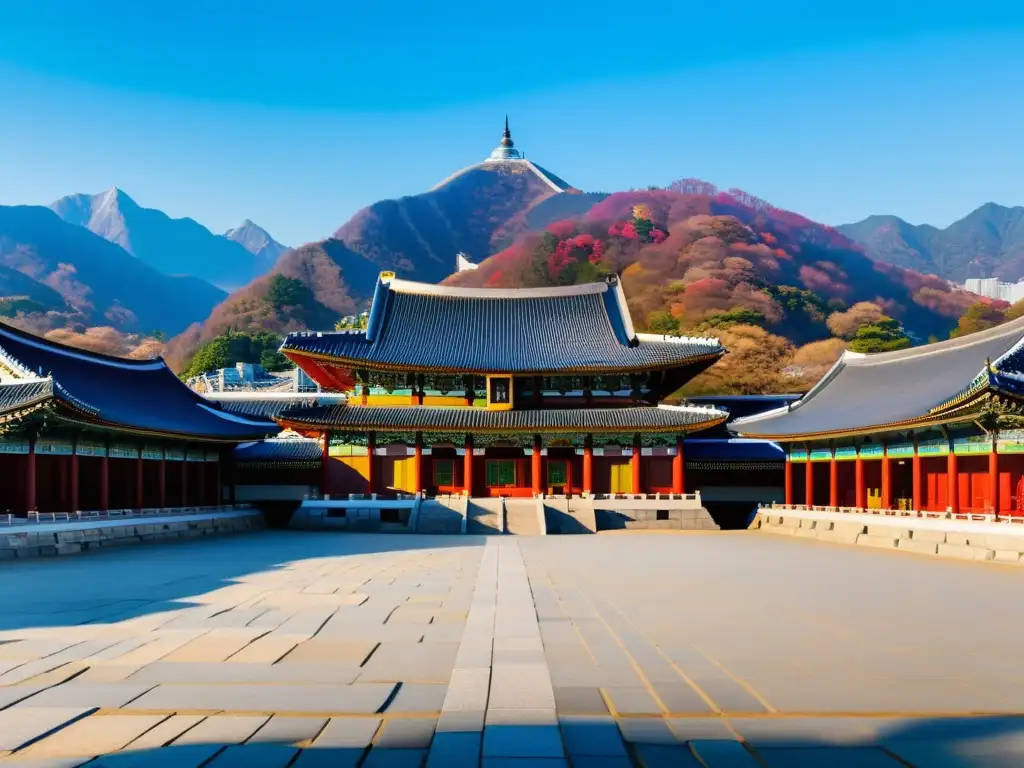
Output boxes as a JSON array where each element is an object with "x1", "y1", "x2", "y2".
[
  {"x1": 466, "y1": 499, "x2": 505, "y2": 535},
  {"x1": 504, "y1": 499, "x2": 545, "y2": 535}
]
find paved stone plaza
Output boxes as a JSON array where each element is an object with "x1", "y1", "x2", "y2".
[{"x1": 1, "y1": 531, "x2": 1024, "y2": 766}]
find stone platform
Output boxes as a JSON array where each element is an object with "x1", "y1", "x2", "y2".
[
  {"x1": 0, "y1": 508, "x2": 264, "y2": 560},
  {"x1": 754, "y1": 506, "x2": 1024, "y2": 564},
  {"x1": 1, "y1": 531, "x2": 1024, "y2": 765}
]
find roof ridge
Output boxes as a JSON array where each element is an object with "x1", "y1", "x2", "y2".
[
  {"x1": 0, "y1": 320, "x2": 166, "y2": 371},
  {"x1": 386, "y1": 277, "x2": 610, "y2": 299},
  {"x1": 848, "y1": 314, "x2": 1024, "y2": 367}
]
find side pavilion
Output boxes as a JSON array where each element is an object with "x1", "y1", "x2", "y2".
[
  {"x1": 732, "y1": 318, "x2": 1024, "y2": 516},
  {"x1": 0, "y1": 321, "x2": 275, "y2": 514}
]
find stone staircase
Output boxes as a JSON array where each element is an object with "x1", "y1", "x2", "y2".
[
  {"x1": 466, "y1": 498, "x2": 505, "y2": 535},
  {"x1": 415, "y1": 496, "x2": 467, "y2": 535},
  {"x1": 505, "y1": 498, "x2": 546, "y2": 536}
]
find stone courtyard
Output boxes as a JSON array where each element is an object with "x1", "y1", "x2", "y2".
[{"x1": 1, "y1": 530, "x2": 1024, "y2": 767}]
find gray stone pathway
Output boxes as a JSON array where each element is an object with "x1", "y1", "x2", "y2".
[{"x1": 2, "y1": 531, "x2": 1024, "y2": 765}]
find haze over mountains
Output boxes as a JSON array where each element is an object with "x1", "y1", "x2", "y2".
[
  {"x1": 50, "y1": 188, "x2": 286, "y2": 290},
  {"x1": 0, "y1": 205, "x2": 226, "y2": 336},
  {"x1": 838, "y1": 203, "x2": 1024, "y2": 283}
]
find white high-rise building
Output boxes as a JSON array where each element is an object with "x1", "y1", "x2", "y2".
[{"x1": 965, "y1": 277, "x2": 1024, "y2": 304}]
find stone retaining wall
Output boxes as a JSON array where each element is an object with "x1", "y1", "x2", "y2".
[
  {"x1": 0, "y1": 511, "x2": 265, "y2": 561},
  {"x1": 595, "y1": 505, "x2": 720, "y2": 531},
  {"x1": 752, "y1": 509, "x2": 1024, "y2": 564}
]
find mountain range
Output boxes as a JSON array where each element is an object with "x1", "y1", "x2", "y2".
[
  {"x1": 50, "y1": 188, "x2": 286, "y2": 290},
  {"x1": 0, "y1": 205, "x2": 226, "y2": 336},
  {"x1": 838, "y1": 203, "x2": 1024, "y2": 283}
]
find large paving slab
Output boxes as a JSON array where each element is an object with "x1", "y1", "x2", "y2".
[{"x1": 2, "y1": 530, "x2": 1024, "y2": 764}]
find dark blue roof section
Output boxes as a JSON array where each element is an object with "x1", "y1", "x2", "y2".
[
  {"x1": 208, "y1": 395, "x2": 344, "y2": 419},
  {"x1": 683, "y1": 438, "x2": 785, "y2": 462},
  {"x1": 235, "y1": 438, "x2": 321, "y2": 463},
  {"x1": 276, "y1": 403, "x2": 727, "y2": 433},
  {"x1": 0, "y1": 321, "x2": 275, "y2": 441},
  {"x1": 282, "y1": 276, "x2": 724, "y2": 374}
]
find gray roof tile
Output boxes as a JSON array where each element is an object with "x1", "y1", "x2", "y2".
[
  {"x1": 733, "y1": 318, "x2": 1024, "y2": 438},
  {"x1": 276, "y1": 403, "x2": 726, "y2": 433},
  {"x1": 281, "y1": 277, "x2": 723, "y2": 374}
]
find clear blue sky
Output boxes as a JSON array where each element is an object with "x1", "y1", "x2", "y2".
[{"x1": 1, "y1": 1, "x2": 1023, "y2": 247}]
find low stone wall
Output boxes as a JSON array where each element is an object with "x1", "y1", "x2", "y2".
[
  {"x1": 290, "y1": 503, "x2": 412, "y2": 533},
  {"x1": 0, "y1": 509, "x2": 265, "y2": 561},
  {"x1": 594, "y1": 504, "x2": 720, "y2": 531},
  {"x1": 751, "y1": 508, "x2": 1024, "y2": 564}
]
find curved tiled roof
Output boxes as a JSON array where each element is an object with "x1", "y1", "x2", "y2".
[
  {"x1": 204, "y1": 393, "x2": 346, "y2": 419},
  {"x1": 733, "y1": 317, "x2": 1024, "y2": 439},
  {"x1": 0, "y1": 321, "x2": 275, "y2": 441},
  {"x1": 276, "y1": 403, "x2": 727, "y2": 434},
  {"x1": 235, "y1": 438, "x2": 322, "y2": 463},
  {"x1": 281, "y1": 276, "x2": 724, "y2": 375}
]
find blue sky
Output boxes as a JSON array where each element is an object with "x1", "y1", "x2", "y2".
[{"x1": 1, "y1": 1, "x2": 1023, "y2": 246}]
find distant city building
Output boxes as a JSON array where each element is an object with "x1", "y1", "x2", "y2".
[
  {"x1": 456, "y1": 252, "x2": 478, "y2": 272},
  {"x1": 964, "y1": 277, "x2": 1024, "y2": 304},
  {"x1": 188, "y1": 362, "x2": 320, "y2": 394}
]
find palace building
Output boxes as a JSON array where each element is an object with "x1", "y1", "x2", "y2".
[
  {"x1": 733, "y1": 318, "x2": 1024, "y2": 516},
  {"x1": 276, "y1": 272, "x2": 729, "y2": 499},
  {"x1": 0, "y1": 321, "x2": 275, "y2": 514}
]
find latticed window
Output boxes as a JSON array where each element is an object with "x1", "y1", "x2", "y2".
[
  {"x1": 486, "y1": 460, "x2": 516, "y2": 487},
  {"x1": 434, "y1": 459, "x2": 454, "y2": 487},
  {"x1": 547, "y1": 462, "x2": 567, "y2": 486}
]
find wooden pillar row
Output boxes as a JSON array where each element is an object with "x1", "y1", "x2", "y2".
[
  {"x1": 321, "y1": 431, "x2": 331, "y2": 498},
  {"x1": 947, "y1": 451, "x2": 959, "y2": 513},
  {"x1": 531, "y1": 435, "x2": 543, "y2": 496},
  {"x1": 855, "y1": 457, "x2": 865, "y2": 509},
  {"x1": 26, "y1": 436, "x2": 37, "y2": 513},
  {"x1": 366, "y1": 432, "x2": 376, "y2": 496},
  {"x1": 136, "y1": 451, "x2": 144, "y2": 510},
  {"x1": 990, "y1": 449, "x2": 999, "y2": 515},
  {"x1": 631, "y1": 436, "x2": 642, "y2": 495},
  {"x1": 672, "y1": 436, "x2": 685, "y2": 495},
  {"x1": 582, "y1": 438, "x2": 593, "y2": 495},
  {"x1": 463, "y1": 435, "x2": 474, "y2": 496},
  {"x1": 784, "y1": 457, "x2": 793, "y2": 505}
]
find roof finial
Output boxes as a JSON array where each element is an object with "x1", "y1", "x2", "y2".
[{"x1": 500, "y1": 115, "x2": 514, "y2": 148}]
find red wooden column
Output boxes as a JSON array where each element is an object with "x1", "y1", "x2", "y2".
[
  {"x1": 181, "y1": 458, "x2": 188, "y2": 507},
  {"x1": 412, "y1": 432, "x2": 423, "y2": 496},
  {"x1": 582, "y1": 438, "x2": 594, "y2": 495},
  {"x1": 463, "y1": 435, "x2": 474, "y2": 496},
  {"x1": 70, "y1": 444, "x2": 79, "y2": 512},
  {"x1": 947, "y1": 451, "x2": 959, "y2": 513},
  {"x1": 531, "y1": 436, "x2": 543, "y2": 496},
  {"x1": 912, "y1": 447, "x2": 922, "y2": 511},
  {"x1": 784, "y1": 458, "x2": 793, "y2": 505},
  {"x1": 631, "y1": 436, "x2": 642, "y2": 495},
  {"x1": 321, "y1": 431, "x2": 331, "y2": 498},
  {"x1": 99, "y1": 446, "x2": 110, "y2": 512},
  {"x1": 672, "y1": 437, "x2": 685, "y2": 495},
  {"x1": 805, "y1": 458, "x2": 815, "y2": 506},
  {"x1": 880, "y1": 455, "x2": 891, "y2": 510},
  {"x1": 989, "y1": 449, "x2": 999, "y2": 515},
  {"x1": 158, "y1": 455, "x2": 167, "y2": 508},
  {"x1": 855, "y1": 457, "x2": 865, "y2": 509},
  {"x1": 366, "y1": 432, "x2": 377, "y2": 496},
  {"x1": 136, "y1": 450, "x2": 144, "y2": 509},
  {"x1": 26, "y1": 436, "x2": 37, "y2": 512},
  {"x1": 829, "y1": 458, "x2": 839, "y2": 508}
]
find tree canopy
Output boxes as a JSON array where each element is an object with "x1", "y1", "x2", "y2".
[
  {"x1": 180, "y1": 330, "x2": 290, "y2": 380},
  {"x1": 849, "y1": 317, "x2": 911, "y2": 353}
]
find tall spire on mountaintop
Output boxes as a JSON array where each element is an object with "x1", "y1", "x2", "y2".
[{"x1": 488, "y1": 115, "x2": 522, "y2": 161}]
